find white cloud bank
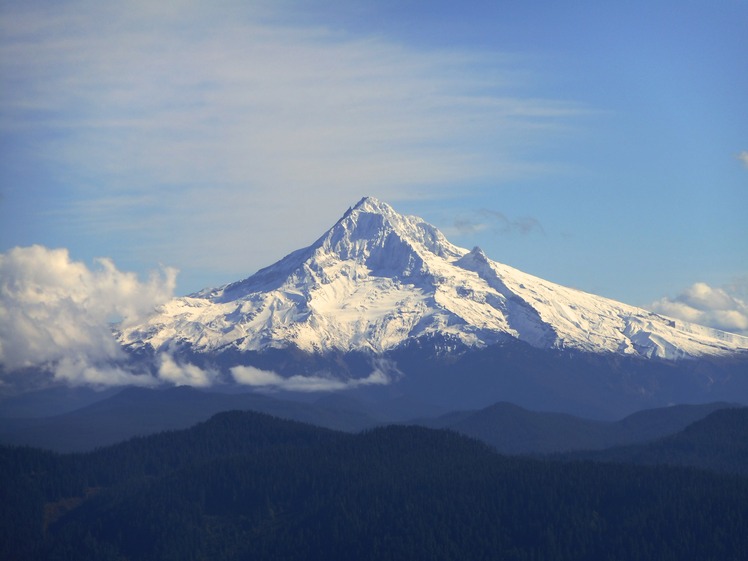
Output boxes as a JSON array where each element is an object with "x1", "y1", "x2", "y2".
[
  {"x1": 0, "y1": 245, "x2": 177, "y2": 387},
  {"x1": 651, "y1": 281, "x2": 748, "y2": 336}
]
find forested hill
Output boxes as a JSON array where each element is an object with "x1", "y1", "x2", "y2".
[
  {"x1": 2, "y1": 410, "x2": 748, "y2": 561},
  {"x1": 562, "y1": 406, "x2": 748, "y2": 475}
]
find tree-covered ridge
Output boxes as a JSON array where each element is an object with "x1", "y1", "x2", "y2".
[
  {"x1": 564, "y1": 407, "x2": 748, "y2": 475},
  {"x1": 417, "y1": 400, "x2": 738, "y2": 454},
  {"x1": 2, "y1": 410, "x2": 748, "y2": 560}
]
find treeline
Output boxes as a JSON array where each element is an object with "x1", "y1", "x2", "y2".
[{"x1": 2, "y1": 410, "x2": 748, "y2": 560}]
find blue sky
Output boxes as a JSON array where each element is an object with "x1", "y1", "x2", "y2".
[{"x1": 1, "y1": 0, "x2": 747, "y2": 334}]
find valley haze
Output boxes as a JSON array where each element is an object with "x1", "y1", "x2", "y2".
[{"x1": 2, "y1": 197, "x2": 746, "y2": 419}]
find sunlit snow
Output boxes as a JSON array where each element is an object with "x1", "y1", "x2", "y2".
[{"x1": 120, "y1": 197, "x2": 748, "y2": 360}]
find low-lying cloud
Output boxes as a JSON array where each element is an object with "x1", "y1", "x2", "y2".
[
  {"x1": 0, "y1": 245, "x2": 177, "y2": 387},
  {"x1": 53, "y1": 356, "x2": 158, "y2": 389},
  {"x1": 157, "y1": 353, "x2": 217, "y2": 388},
  {"x1": 651, "y1": 281, "x2": 748, "y2": 336},
  {"x1": 230, "y1": 365, "x2": 392, "y2": 393}
]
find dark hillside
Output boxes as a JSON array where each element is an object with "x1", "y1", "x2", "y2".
[
  {"x1": 565, "y1": 407, "x2": 748, "y2": 475},
  {"x1": 2, "y1": 410, "x2": 748, "y2": 560},
  {"x1": 418, "y1": 401, "x2": 736, "y2": 454},
  {"x1": 0, "y1": 385, "x2": 381, "y2": 452}
]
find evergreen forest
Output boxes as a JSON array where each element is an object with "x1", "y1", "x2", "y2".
[{"x1": 2, "y1": 409, "x2": 747, "y2": 560}]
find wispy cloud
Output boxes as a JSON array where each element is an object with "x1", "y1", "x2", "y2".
[
  {"x1": 0, "y1": 1, "x2": 584, "y2": 284},
  {"x1": 651, "y1": 280, "x2": 748, "y2": 336},
  {"x1": 230, "y1": 364, "x2": 392, "y2": 392},
  {"x1": 448, "y1": 209, "x2": 545, "y2": 238},
  {"x1": 738, "y1": 151, "x2": 748, "y2": 168}
]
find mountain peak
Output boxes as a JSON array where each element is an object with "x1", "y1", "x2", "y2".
[
  {"x1": 339, "y1": 196, "x2": 395, "y2": 224},
  {"x1": 350, "y1": 196, "x2": 392, "y2": 215},
  {"x1": 326, "y1": 196, "x2": 465, "y2": 264}
]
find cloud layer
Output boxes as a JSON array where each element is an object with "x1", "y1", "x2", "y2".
[
  {"x1": 651, "y1": 281, "x2": 748, "y2": 336},
  {"x1": 230, "y1": 365, "x2": 392, "y2": 392},
  {"x1": 0, "y1": 245, "x2": 176, "y2": 387}
]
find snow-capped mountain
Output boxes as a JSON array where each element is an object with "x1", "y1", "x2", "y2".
[{"x1": 120, "y1": 197, "x2": 748, "y2": 361}]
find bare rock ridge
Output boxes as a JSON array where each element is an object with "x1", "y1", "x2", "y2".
[{"x1": 120, "y1": 196, "x2": 748, "y2": 360}]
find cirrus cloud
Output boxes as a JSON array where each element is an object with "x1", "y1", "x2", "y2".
[
  {"x1": 448, "y1": 208, "x2": 545, "y2": 238},
  {"x1": 0, "y1": 0, "x2": 585, "y2": 286}
]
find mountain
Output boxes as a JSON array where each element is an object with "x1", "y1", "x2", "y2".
[
  {"x1": 0, "y1": 385, "x2": 120, "y2": 418},
  {"x1": 121, "y1": 196, "x2": 748, "y2": 359},
  {"x1": 118, "y1": 197, "x2": 748, "y2": 417},
  {"x1": 416, "y1": 401, "x2": 737, "y2": 455},
  {"x1": 0, "y1": 380, "x2": 732, "y2": 454},
  {"x1": 564, "y1": 406, "x2": 748, "y2": 475},
  {"x1": 0, "y1": 386, "x2": 387, "y2": 452}
]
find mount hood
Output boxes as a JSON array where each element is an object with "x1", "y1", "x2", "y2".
[{"x1": 120, "y1": 197, "x2": 748, "y2": 361}]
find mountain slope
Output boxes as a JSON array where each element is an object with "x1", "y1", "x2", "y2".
[
  {"x1": 565, "y1": 407, "x2": 748, "y2": 475},
  {"x1": 0, "y1": 386, "x2": 385, "y2": 452},
  {"x1": 416, "y1": 401, "x2": 737, "y2": 455},
  {"x1": 120, "y1": 196, "x2": 748, "y2": 361},
  {"x1": 1, "y1": 379, "x2": 732, "y2": 454}
]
